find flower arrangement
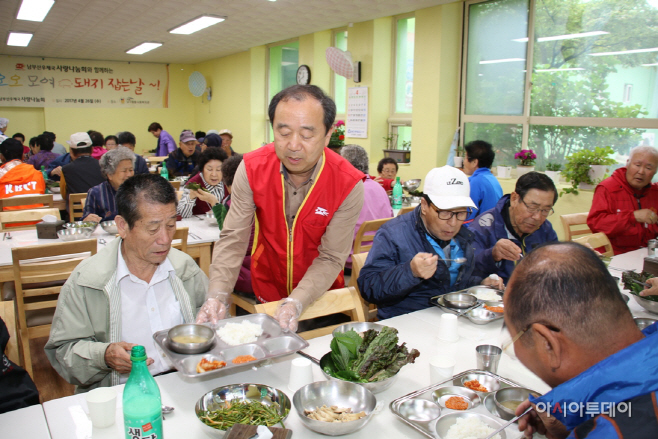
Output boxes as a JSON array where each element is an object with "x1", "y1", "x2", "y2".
[
  {"x1": 515, "y1": 149, "x2": 537, "y2": 166},
  {"x1": 329, "y1": 120, "x2": 345, "y2": 148}
]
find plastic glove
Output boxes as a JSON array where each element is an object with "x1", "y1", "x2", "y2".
[
  {"x1": 274, "y1": 298, "x2": 303, "y2": 332},
  {"x1": 195, "y1": 292, "x2": 231, "y2": 325}
]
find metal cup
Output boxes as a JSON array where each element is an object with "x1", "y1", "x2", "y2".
[
  {"x1": 476, "y1": 344, "x2": 502, "y2": 373},
  {"x1": 648, "y1": 239, "x2": 658, "y2": 257}
]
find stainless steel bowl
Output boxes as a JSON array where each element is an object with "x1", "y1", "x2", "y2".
[
  {"x1": 633, "y1": 295, "x2": 658, "y2": 315},
  {"x1": 483, "y1": 301, "x2": 505, "y2": 313},
  {"x1": 332, "y1": 322, "x2": 385, "y2": 337},
  {"x1": 57, "y1": 228, "x2": 93, "y2": 241},
  {"x1": 493, "y1": 387, "x2": 540, "y2": 419},
  {"x1": 100, "y1": 220, "x2": 117, "y2": 235},
  {"x1": 433, "y1": 386, "x2": 480, "y2": 410},
  {"x1": 293, "y1": 381, "x2": 376, "y2": 436},
  {"x1": 195, "y1": 383, "x2": 290, "y2": 436},
  {"x1": 398, "y1": 399, "x2": 441, "y2": 422},
  {"x1": 65, "y1": 221, "x2": 99, "y2": 232},
  {"x1": 635, "y1": 317, "x2": 658, "y2": 330},
  {"x1": 320, "y1": 352, "x2": 397, "y2": 394},
  {"x1": 443, "y1": 292, "x2": 478, "y2": 309},
  {"x1": 460, "y1": 373, "x2": 501, "y2": 395},
  {"x1": 468, "y1": 286, "x2": 504, "y2": 302},
  {"x1": 167, "y1": 323, "x2": 215, "y2": 354},
  {"x1": 403, "y1": 179, "x2": 421, "y2": 192},
  {"x1": 435, "y1": 412, "x2": 506, "y2": 439}
]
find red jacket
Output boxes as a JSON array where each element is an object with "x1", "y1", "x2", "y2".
[
  {"x1": 587, "y1": 167, "x2": 658, "y2": 255},
  {"x1": 245, "y1": 144, "x2": 364, "y2": 303}
]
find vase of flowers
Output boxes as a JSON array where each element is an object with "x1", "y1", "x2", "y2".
[
  {"x1": 515, "y1": 149, "x2": 537, "y2": 177},
  {"x1": 328, "y1": 120, "x2": 345, "y2": 153}
]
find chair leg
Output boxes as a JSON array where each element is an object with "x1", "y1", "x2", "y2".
[{"x1": 18, "y1": 327, "x2": 33, "y2": 378}]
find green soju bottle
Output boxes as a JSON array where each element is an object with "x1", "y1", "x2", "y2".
[
  {"x1": 41, "y1": 166, "x2": 49, "y2": 194},
  {"x1": 123, "y1": 346, "x2": 163, "y2": 439},
  {"x1": 160, "y1": 162, "x2": 169, "y2": 181},
  {"x1": 392, "y1": 176, "x2": 403, "y2": 214}
]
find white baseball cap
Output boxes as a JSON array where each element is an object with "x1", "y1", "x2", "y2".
[
  {"x1": 66, "y1": 132, "x2": 92, "y2": 149},
  {"x1": 218, "y1": 129, "x2": 233, "y2": 138},
  {"x1": 423, "y1": 166, "x2": 476, "y2": 211}
]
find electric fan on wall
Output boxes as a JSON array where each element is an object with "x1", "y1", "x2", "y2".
[
  {"x1": 188, "y1": 71, "x2": 212, "y2": 100},
  {"x1": 325, "y1": 47, "x2": 361, "y2": 83}
]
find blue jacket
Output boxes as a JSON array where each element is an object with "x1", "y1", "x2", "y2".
[
  {"x1": 357, "y1": 206, "x2": 483, "y2": 319},
  {"x1": 530, "y1": 323, "x2": 658, "y2": 438},
  {"x1": 46, "y1": 153, "x2": 72, "y2": 180},
  {"x1": 469, "y1": 195, "x2": 558, "y2": 282},
  {"x1": 133, "y1": 153, "x2": 149, "y2": 175},
  {"x1": 465, "y1": 167, "x2": 503, "y2": 223}
]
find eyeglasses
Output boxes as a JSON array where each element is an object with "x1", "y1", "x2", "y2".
[
  {"x1": 520, "y1": 198, "x2": 554, "y2": 217},
  {"x1": 428, "y1": 203, "x2": 470, "y2": 221},
  {"x1": 501, "y1": 321, "x2": 561, "y2": 353}
]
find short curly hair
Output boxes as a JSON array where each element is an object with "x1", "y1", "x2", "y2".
[
  {"x1": 221, "y1": 154, "x2": 243, "y2": 187},
  {"x1": 99, "y1": 146, "x2": 136, "y2": 178},
  {"x1": 341, "y1": 144, "x2": 369, "y2": 174}
]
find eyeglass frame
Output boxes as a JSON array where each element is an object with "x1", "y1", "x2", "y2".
[
  {"x1": 426, "y1": 201, "x2": 472, "y2": 221},
  {"x1": 502, "y1": 321, "x2": 561, "y2": 353},
  {"x1": 519, "y1": 197, "x2": 555, "y2": 217}
]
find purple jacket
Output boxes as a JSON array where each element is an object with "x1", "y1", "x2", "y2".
[
  {"x1": 27, "y1": 150, "x2": 60, "y2": 171},
  {"x1": 156, "y1": 130, "x2": 176, "y2": 156}
]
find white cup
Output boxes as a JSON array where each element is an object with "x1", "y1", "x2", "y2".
[
  {"x1": 437, "y1": 313, "x2": 459, "y2": 342},
  {"x1": 429, "y1": 354, "x2": 456, "y2": 384},
  {"x1": 288, "y1": 357, "x2": 314, "y2": 392},
  {"x1": 85, "y1": 387, "x2": 117, "y2": 428}
]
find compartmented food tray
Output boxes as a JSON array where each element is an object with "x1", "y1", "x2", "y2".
[
  {"x1": 431, "y1": 287, "x2": 504, "y2": 325},
  {"x1": 153, "y1": 314, "x2": 309, "y2": 378},
  {"x1": 390, "y1": 369, "x2": 534, "y2": 439}
]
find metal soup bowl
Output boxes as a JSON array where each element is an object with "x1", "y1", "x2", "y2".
[
  {"x1": 293, "y1": 381, "x2": 376, "y2": 436},
  {"x1": 493, "y1": 387, "x2": 540, "y2": 419},
  {"x1": 332, "y1": 322, "x2": 385, "y2": 337},
  {"x1": 320, "y1": 352, "x2": 397, "y2": 394},
  {"x1": 65, "y1": 220, "x2": 99, "y2": 232},
  {"x1": 57, "y1": 227, "x2": 93, "y2": 241},
  {"x1": 100, "y1": 220, "x2": 117, "y2": 235},
  {"x1": 635, "y1": 317, "x2": 657, "y2": 330},
  {"x1": 443, "y1": 292, "x2": 477, "y2": 309},
  {"x1": 167, "y1": 323, "x2": 215, "y2": 354}
]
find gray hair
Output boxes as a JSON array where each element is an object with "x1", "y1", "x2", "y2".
[
  {"x1": 100, "y1": 146, "x2": 135, "y2": 178},
  {"x1": 0, "y1": 118, "x2": 8, "y2": 129},
  {"x1": 341, "y1": 144, "x2": 369, "y2": 174},
  {"x1": 628, "y1": 146, "x2": 658, "y2": 165}
]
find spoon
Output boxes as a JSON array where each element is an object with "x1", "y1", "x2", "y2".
[
  {"x1": 480, "y1": 406, "x2": 533, "y2": 439},
  {"x1": 443, "y1": 257, "x2": 466, "y2": 264},
  {"x1": 162, "y1": 405, "x2": 174, "y2": 414}
]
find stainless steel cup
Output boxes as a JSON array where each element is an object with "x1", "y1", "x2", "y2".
[
  {"x1": 648, "y1": 239, "x2": 658, "y2": 257},
  {"x1": 476, "y1": 344, "x2": 502, "y2": 373}
]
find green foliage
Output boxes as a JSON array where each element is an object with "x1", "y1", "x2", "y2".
[
  {"x1": 560, "y1": 146, "x2": 616, "y2": 195},
  {"x1": 546, "y1": 162, "x2": 562, "y2": 171},
  {"x1": 383, "y1": 134, "x2": 398, "y2": 150}
]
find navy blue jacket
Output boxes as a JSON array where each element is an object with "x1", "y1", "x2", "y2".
[
  {"x1": 357, "y1": 206, "x2": 483, "y2": 319},
  {"x1": 46, "y1": 153, "x2": 72, "y2": 180},
  {"x1": 469, "y1": 195, "x2": 558, "y2": 283}
]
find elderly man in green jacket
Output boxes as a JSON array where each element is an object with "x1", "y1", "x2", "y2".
[{"x1": 45, "y1": 174, "x2": 207, "y2": 393}]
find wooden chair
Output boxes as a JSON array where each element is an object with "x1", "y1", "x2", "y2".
[
  {"x1": 254, "y1": 287, "x2": 366, "y2": 340},
  {"x1": 573, "y1": 232, "x2": 614, "y2": 257},
  {"x1": 146, "y1": 156, "x2": 168, "y2": 166},
  {"x1": 353, "y1": 218, "x2": 392, "y2": 255},
  {"x1": 560, "y1": 212, "x2": 591, "y2": 241},
  {"x1": 68, "y1": 193, "x2": 88, "y2": 222},
  {"x1": 171, "y1": 227, "x2": 188, "y2": 254},
  {"x1": 0, "y1": 194, "x2": 54, "y2": 211},
  {"x1": 349, "y1": 252, "x2": 378, "y2": 321},
  {"x1": 0, "y1": 207, "x2": 61, "y2": 231},
  {"x1": 170, "y1": 180, "x2": 181, "y2": 190},
  {"x1": 399, "y1": 205, "x2": 416, "y2": 215},
  {"x1": 11, "y1": 239, "x2": 97, "y2": 377},
  {"x1": 0, "y1": 300, "x2": 20, "y2": 365},
  {"x1": 176, "y1": 190, "x2": 183, "y2": 201}
]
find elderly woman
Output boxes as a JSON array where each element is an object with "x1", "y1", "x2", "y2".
[
  {"x1": 82, "y1": 147, "x2": 135, "y2": 222},
  {"x1": 177, "y1": 147, "x2": 228, "y2": 218}
]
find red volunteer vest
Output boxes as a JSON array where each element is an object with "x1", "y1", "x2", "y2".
[{"x1": 244, "y1": 144, "x2": 364, "y2": 303}]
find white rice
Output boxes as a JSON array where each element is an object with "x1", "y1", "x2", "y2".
[
  {"x1": 444, "y1": 417, "x2": 501, "y2": 439},
  {"x1": 472, "y1": 289, "x2": 501, "y2": 301},
  {"x1": 217, "y1": 320, "x2": 263, "y2": 346}
]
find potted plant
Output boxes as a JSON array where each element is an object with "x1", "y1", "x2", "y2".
[
  {"x1": 454, "y1": 145, "x2": 464, "y2": 168},
  {"x1": 497, "y1": 162, "x2": 512, "y2": 179},
  {"x1": 382, "y1": 132, "x2": 411, "y2": 163},
  {"x1": 514, "y1": 149, "x2": 537, "y2": 177},
  {"x1": 545, "y1": 163, "x2": 561, "y2": 184},
  {"x1": 560, "y1": 146, "x2": 616, "y2": 195},
  {"x1": 328, "y1": 120, "x2": 346, "y2": 153}
]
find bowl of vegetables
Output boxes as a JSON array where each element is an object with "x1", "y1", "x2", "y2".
[
  {"x1": 195, "y1": 383, "x2": 290, "y2": 437},
  {"x1": 65, "y1": 221, "x2": 99, "y2": 233},
  {"x1": 320, "y1": 326, "x2": 420, "y2": 394},
  {"x1": 621, "y1": 271, "x2": 658, "y2": 314}
]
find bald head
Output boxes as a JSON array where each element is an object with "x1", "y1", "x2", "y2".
[{"x1": 626, "y1": 147, "x2": 658, "y2": 190}]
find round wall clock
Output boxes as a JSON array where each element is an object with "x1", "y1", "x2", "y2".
[{"x1": 296, "y1": 64, "x2": 311, "y2": 85}]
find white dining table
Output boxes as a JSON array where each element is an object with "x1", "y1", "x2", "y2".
[{"x1": 0, "y1": 403, "x2": 52, "y2": 439}]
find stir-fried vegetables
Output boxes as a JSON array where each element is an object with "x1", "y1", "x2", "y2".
[
  {"x1": 622, "y1": 271, "x2": 658, "y2": 302},
  {"x1": 199, "y1": 400, "x2": 288, "y2": 430}
]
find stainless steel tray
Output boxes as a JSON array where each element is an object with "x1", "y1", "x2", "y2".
[
  {"x1": 153, "y1": 314, "x2": 309, "y2": 378},
  {"x1": 430, "y1": 288, "x2": 504, "y2": 325},
  {"x1": 390, "y1": 369, "x2": 533, "y2": 439}
]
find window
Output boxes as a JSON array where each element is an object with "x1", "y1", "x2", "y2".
[
  {"x1": 266, "y1": 40, "x2": 299, "y2": 142},
  {"x1": 333, "y1": 29, "x2": 348, "y2": 116},
  {"x1": 389, "y1": 16, "x2": 415, "y2": 156},
  {"x1": 462, "y1": 0, "x2": 658, "y2": 170}
]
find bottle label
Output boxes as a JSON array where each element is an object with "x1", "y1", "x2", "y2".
[{"x1": 125, "y1": 416, "x2": 162, "y2": 439}]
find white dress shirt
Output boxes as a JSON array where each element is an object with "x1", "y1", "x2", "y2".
[{"x1": 117, "y1": 247, "x2": 183, "y2": 382}]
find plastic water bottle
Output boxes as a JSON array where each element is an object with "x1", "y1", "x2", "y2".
[
  {"x1": 160, "y1": 162, "x2": 169, "y2": 181},
  {"x1": 392, "y1": 176, "x2": 403, "y2": 216},
  {"x1": 41, "y1": 166, "x2": 49, "y2": 194},
  {"x1": 123, "y1": 346, "x2": 163, "y2": 439}
]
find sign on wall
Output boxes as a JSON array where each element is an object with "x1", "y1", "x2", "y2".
[
  {"x1": 346, "y1": 86, "x2": 368, "y2": 139},
  {"x1": 0, "y1": 56, "x2": 169, "y2": 108}
]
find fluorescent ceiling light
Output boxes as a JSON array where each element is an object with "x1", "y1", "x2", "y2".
[
  {"x1": 169, "y1": 15, "x2": 225, "y2": 35},
  {"x1": 642, "y1": 63, "x2": 658, "y2": 67},
  {"x1": 126, "y1": 42, "x2": 162, "y2": 55},
  {"x1": 589, "y1": 47, "x2": 658, "y2": 56},
  {"x1": 479, "y1": 58, "x2": 525, "y2": 65},
  {"x1": 536, "y1": 67, "x2": 585, "y2": 72},
  {"x1": 514, "y1": 31, "x2": 609, "y2": 43},
  {"x1": 7, "y1": 32, "x2": 33, "y2": 47},
  {"x1": 17, "y1": 0, "x2": 55, "y2": 22}
]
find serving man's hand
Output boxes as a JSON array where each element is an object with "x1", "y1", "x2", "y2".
[
  {"x1": 274, "y1": 298, "x2": 303, "y2": 332},
  {"x1": 105, "y1": 341, "x2": 154, "y2": 373},
  {"x1": 195, "y1": 293, "x2": 231, "y2": 324},
  {"x1": 410, "y1": 252, "x2": 439, "y2": 279},
  {"x1": 492, "y1": 239, "x2": 523, "y2": 262},
  {"x1": 641, "y1": 277, "x2": 658, "y2": 296},
  {"x1": 516, "y1": 399, "x2": 569, "y2": 439}
]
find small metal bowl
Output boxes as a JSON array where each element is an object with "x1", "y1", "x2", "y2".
[
  {"x1": 632, "y1": 295, "x2": 658, "y2": 315},
  {"x1": 460, "y1": 373, "x2": 501, "y2": 395},
  {"x1": 466, "y1": 308, "x2": 500, "y2": 325},
  {"x1": 167, "y1": 323, "x2": 215, "y2": 354},
  {"x1": 57, "y1": 228, "x2": 93, "y2": 241},
  {"x1": 100, "y1": 220, "x2": 117, "y2": 235},
  {"x1": 294, "y1": 381, "x2": 376, "y2": 436},
  {"x1": 398, "y1": 399, "x2": 441, "y2": 422},
  {"x1": 483, "y1": 301, "x2": 505, "y2": 314},
  {"x1": 403, "y1": 179, "x2": 421, "y2": 192},
  {"x1": 443, "y1": 292, "x2": 477, "y2": 309},
  {"x1": 320, "y1": 352, "x2": 397, "y2": 394},
  {"x1": 468, "y1": 286, "x2": 503, "y2": 301},
  {"x1": 635, "y1": 317, "x2": 658, "y2": 330},
  {"x1": 195, "y1": 383, "x2": 290, "y2": 436},
  {"x1": 494, "y1": 387, "x2": 540, "y2": 419},
  {"x1": 435, "y1": 412, "x2": 506, "y2": 439},
  {"x1": 432, "y1": 386, "x2": 480, "y2": 410},
  {"x1": 65, "y1": 221, "x2": 99, "y2": 233},
  {"x1": 332, "y1": 322, "x2": 385, "y2": 337}
]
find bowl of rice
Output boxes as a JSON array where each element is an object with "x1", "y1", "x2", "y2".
[
  {"x1": 216, "y1": 319, "x2": 264, "y2": 346},
  {"x1": 468, "y1": 286, "x2": 503, "y2": 302},
  {"x1": 435, "y1": 412, "x2": 506, "y2": 439}
]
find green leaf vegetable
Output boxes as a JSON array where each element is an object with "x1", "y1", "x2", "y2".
[
  {"x1": 186, "y1": 182, "x2": 209, "y2": 192},
  {"x1": 324, "y1": 327, "x2": 420, "y2": 383},
  {"x1": 622, "y1": 271, "x2": 658, "y2": 302}
]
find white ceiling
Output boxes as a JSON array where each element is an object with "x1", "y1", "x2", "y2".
[{"x1": 1, "y1": 0, "x2": 454, "y2": 65}]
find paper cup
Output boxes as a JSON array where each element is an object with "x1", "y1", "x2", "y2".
[
  {"x1": 429, "y1": 355, "x2": 456, "y2": 383},
  {"x1": 86, "y1": 387, "x2": 117, "y2": 428},
  {"x1": 437, "y1": 314, "x2": 459, "y2": 342},
  {"x1": 288, "y1": 357, "x2": 314, "y2": 392}
]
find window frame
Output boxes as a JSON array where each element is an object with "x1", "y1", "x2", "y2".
[
  {"x1": 265, "y1": 38, "x2": 299, "y2": 144},
  {"x1": 388, "y1": 13, "x2": 415, "y2": 153},
  {"x1": 331, "y1": 27, "x2": 349, "y2": 121}
]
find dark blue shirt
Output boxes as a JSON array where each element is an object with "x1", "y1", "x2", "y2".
[{"x1": 82, "y1": 181, "x2": 118, "y2": 221}]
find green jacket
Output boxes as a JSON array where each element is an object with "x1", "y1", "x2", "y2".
[{"x1": 45, "y1": 238, "x2": 208, "y2": 393}]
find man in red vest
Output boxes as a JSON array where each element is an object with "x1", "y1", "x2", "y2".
[{"x1": 197, "y1": 85, "x2": 365, "y2": 331}]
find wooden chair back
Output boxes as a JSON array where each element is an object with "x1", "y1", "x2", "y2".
[
  {"x1": 171, "y1": 227, "x2": 188, "y2": 253},
  {"x1": 146, "y1": 156, "x2": 168, "y2": 166},
  {"x1": 353, "y1": 218, "x2": 392, "y2": 255},
  {"x1": 0, "y1": 207, "x2": 61, "y2": 231},
  {"x1": 176, "y1": 190, "x2": 183, "y2": 201},
  {"x1": 0, "y1": 194, "x2": 54, "y2": 211},
  {"x1": 399, "y1": 205, "x2": 416, "y2": 215},
  {"x1": 560, "y1": 212, "x2": 591, "y2": 241},
  {"x1": 68, "y1": 193, "x2": 88, "y2": 222},
  {"x1": 12, "y1": 239, "x2": 97, "y2": 377},
  {"x1": 0, "y1": 300, "x2": 20, "y2": 365},
  {"x1": 254, "y1": 287, "x2": 366, "y2": 340},
  {"x1": 573, "y1": 232, "x2": 614, "y2": 257},
  {"x1": 349, "y1": 252, "x2": 377, "y2": 321},
  {"x1": 170, "y1": 180, "x2": 181, "y2": 190}
]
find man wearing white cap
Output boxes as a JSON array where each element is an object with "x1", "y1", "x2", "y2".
[
  {"x1": 358, "y1": 166, "x2": 503, "y2": 319},
  {"x1": 218, "y1": 129, "x2": 235, "y2": 157},
  {"x1": 61, "y1": 132, "x2": 105, "y2": 197}
]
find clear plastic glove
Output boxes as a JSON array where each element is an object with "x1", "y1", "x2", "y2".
[
  {"x1": 274, "y1": 298, "x2": 303, "y2": 332},
  {"x1": 195, "y1": 292, "x2": 231, "y2": 324}
]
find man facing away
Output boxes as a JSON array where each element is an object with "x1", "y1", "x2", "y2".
[{"x1": 461, "y1": 140, "x2": 503, "y2": 224}]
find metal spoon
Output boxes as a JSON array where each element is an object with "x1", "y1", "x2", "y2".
[
  {"x1": 443, "y1": 257, "x2": 466, "y2": 264},
  {"x1": 480, "y1": 406, "x2": 533, "y2": 439},
  {"x1": 162, "y1": 405, "x2": 174, "y2": 414}
]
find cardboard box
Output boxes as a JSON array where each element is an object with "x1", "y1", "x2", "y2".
[{"x1": 36, "y1": 220, "x2": 66, "y2": 239}]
